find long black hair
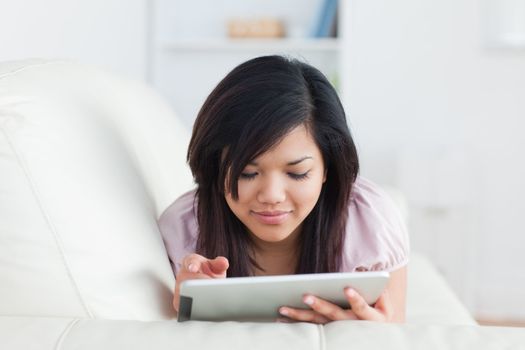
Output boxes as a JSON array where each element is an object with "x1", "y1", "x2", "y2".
[{"x1": 187, "y1": 55, "x2": 359, "y2": 276}]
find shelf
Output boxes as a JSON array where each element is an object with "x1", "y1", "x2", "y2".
[{"x1": 160, "y1": 38, "x2": 341, "y2": 52}]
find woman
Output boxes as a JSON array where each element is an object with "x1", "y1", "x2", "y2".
[{"x1": 159, "y1": 55, "x2": 409, "y2": 323}]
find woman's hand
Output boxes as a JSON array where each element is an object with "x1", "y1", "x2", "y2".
[
  {"x1": 279, "y1": 266, "x2": 406, "y2": 324},
  {"x1": 173, "y1": 253, "x2": 229, "y2": 312},
  {"x1": 278, "y1": 288, "x2": 393, "y2": 324}
]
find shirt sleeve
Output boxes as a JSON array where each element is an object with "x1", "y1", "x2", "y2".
[
  {"x1": 157, "y1": 190, "x2": 199, "y2": 276},
  {"x1": 341, "y1": 177, "x2": 410, "y2": 273}
]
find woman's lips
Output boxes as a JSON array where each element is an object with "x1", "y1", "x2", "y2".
[{"x1": 251, "y1": 211, "x2": 291, "y2": 225}]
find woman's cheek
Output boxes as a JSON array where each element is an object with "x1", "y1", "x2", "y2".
[
  {"x1": 295, "y1": 175, "x2": 324, "y2": 202},
  {"x1": 236, "y1": 180, "x2": 257, "y2": 203}
]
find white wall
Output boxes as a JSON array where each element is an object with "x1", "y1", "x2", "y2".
[
  {"x1": 0, "y1": 0, "x2": 148, "y2": 81},
  {"x1": 344, "y1": 0, "x2": 525, "y2": 319},
  {"x1": 2, "y1": 0, "x2": 524, "y2": 321}
]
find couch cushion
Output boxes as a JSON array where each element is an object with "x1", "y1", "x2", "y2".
[
  {"x1": 324, "y1": 320, "x2": 525, "y2": 349},
  {"x1": 0, "y1": 60, "x2": 193, "y2": 320},
  {"x1": 406, "y1": 253, "x2": 476, "y2": 325},
  {"x1": 0, "y1": 316, "x2": 320, "y2": 350},
  {"x1": 2, "y1": 316, "x2": 524, "y2": 350}
]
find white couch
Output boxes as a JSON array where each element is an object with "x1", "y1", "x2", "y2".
[{"x1": 1, "y1": 60, "x2": 524, "y2": 349}]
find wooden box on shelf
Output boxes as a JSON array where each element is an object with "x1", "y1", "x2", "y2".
[{"x1": 227, "y1": 18, "x2": 285, "y2": 38}]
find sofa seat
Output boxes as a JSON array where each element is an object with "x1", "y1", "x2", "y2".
[{"x1": 2, "y1": 316, "x2": 524, "y2": 350}]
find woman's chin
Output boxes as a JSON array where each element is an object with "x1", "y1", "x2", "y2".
[{"x1": 248, "y1": 225, "x2": 301, "y2": 245}]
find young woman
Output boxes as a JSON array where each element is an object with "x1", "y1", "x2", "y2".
[{"x1": 159, "y1": 55, "x2": 409, "y2": 323}]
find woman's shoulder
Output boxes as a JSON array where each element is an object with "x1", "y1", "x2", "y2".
[
  {"x1": 158, "y1": 190, "x2": 198, "y2": 233},
  {"x1": 157, "y1": 189, "x2": 199, "y2": 274},
  {"x1": 342, "y1": 176, "x2": 410, "y2": 272}
]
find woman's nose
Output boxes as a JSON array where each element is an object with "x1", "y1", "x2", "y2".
[{"x1": 256, "y1": 176, "x2": 286, "y2": 204}]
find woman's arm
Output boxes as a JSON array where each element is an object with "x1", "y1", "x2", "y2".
[{"x1": 385, "y1": 265, "x2": 407, "y2": 322}]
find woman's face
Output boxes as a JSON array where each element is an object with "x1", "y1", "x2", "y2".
[{"x1": 225, "y1": 124, "x2": 326, "y2": 245}]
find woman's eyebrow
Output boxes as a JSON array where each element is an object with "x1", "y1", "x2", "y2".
[
  {"x1": 287, "y1": 156, "x2": 313, "y2": 165},
  {"x1": 248, "y1": 156, "x2": 313, "y2": 166}
]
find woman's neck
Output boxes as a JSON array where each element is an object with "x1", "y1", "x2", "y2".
[{"x1": 249, "y1": 226, "x2": 301, "y2": 276}]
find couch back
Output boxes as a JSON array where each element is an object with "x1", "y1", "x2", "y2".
[{"x1": 0, "y1": 60, "x2": 194, "y2": 320}]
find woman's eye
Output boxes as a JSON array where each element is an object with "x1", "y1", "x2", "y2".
[
  {"x1": 288, "y1": 171, "x2": 310, "y2": 180},
  {"x1": 240, "y1": 172, "x2": 257, "y2": 180},
  {"x1": 240, "y1": 171, "x2": 310, "y2": 180}
]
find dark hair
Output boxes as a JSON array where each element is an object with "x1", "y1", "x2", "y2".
[{"x1": 187, "y1": 55, "x2": 359, "y2": 277}]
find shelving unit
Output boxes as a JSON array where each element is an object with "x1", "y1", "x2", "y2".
[
  {"x1": 161, "y1": 38, "x2": 341, "y2": 52},
  {"x1": 149, "y1": 0, "x2": 348, "y2": 128}
]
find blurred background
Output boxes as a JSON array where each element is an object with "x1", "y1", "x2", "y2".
[{"x1": 1, "y1": 0, "x2": 524, "y2": 326}]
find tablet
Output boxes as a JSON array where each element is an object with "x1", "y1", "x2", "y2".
[{"x1": 177, "y1": 271, "x2": 389, "y2": 322}]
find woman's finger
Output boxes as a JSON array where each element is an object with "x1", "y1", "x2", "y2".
[
  {"x1": 204, "y1": 256, "x2": 229, "y2": 276},
  {"x1": 345, "y1": 288, "x2": 385, "y2": 321},
  {"x1": 373, "y1": 290, "x2": 393, "y2": 321},
  {"x1": 302, "y1": 295, "x2": 356, "y2": 321},
  {"x1": 279, "y1": 307, "x2": 331, "y2": 324},
  {"x1": 181, "y1": 253, "x2": 208, "y2": 273}
]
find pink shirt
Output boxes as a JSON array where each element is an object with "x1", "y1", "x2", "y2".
[{"x1": 158, "y1": 176, "x2": 409, "y2": 276}]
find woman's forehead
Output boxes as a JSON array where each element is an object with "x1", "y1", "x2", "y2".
[{"x1": 248, "y1": 126, "x2": 321, "y2": 165}]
